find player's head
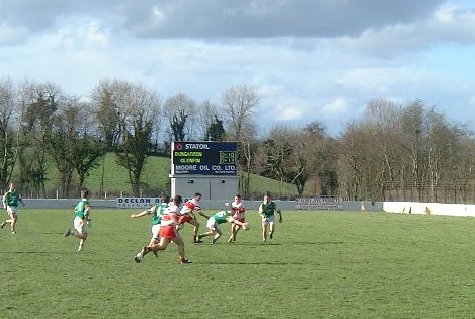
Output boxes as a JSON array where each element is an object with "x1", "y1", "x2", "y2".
[
  {"x1": 234, "y1": 194, "x2": 241, "y2": 202},
  {"x1": 161, "y1": 194, "x2": 170, "y2": 204},
  {"x1": 193, "y1": 192, "x2": 202, "y2": 200},
  {"x1": 9, "y1": 182, "x2": 16, "y2": 190},
  {"x1": 264, "y1": 192, "x2": 271, "y2": 202},
  {"x1": 173, "y1": 194, "x2": 183, "y2": 205},
  {"x1": 80, "y1": 189, "x2": 90, "y2": 199}
]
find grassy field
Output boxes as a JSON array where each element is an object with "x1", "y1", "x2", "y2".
[{"x1": 1, "y1": 209, "x2": 474, "y2": 318}]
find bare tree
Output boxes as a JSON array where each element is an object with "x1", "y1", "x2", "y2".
[
  {"x1": 286, "y1": 124, "x2": 333, "y2": 197},
  {"x1": 362, "y1": 99, "x2": 403, "y2": 200},
  {"x1": 423, "y1": 108, "x2": 473, "y2": 202},
  {"x1": 221, "y1": 84, "x2": 258, "y2": 142},
  {"x1": 302, "y1": 122, "x2": 338, "y2": 197},
  {"x1": 337, "y1": 98, "x2": 475, "y2": 203},
  {"x1": 196, "y1": 100, "x2": 220, "y2": 140},
  {"x1": 398, "y1": 100, "x2": 427, "y2": 201},
  {"x1": 255, "y1": 122, "x2": 334, "y2": 198},
  {"x1": 163, "y1": 93, "x2": 196, "y2": 142},
  {"x1": 91, "y1": 82, "x2": 122, "y2": 150},
  {"x1": 338, "y1": 99, "x2": 412, "y2": 201},
  {"x1": 338, "y1": 123, "x2": 361, "y2": 200},
  {"x1": 451, "y1": 135, "x2": 475, "y2": 203},
  {"x1": 0, "y1": 78, "x2": 23, "y2": 189},
  {"x1": 258, "y1": 125, "x2": 294, "y2": 197},
  {"x1": 221, "y1": 85, "x2": 259, "y2": 197}
]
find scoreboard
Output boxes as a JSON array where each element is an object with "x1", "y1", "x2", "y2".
[{"x1": 171, "y1": 141, "x2": 238, "y2": 175}]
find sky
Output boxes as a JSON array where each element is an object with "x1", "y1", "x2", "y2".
[{"x1": 1, "y1": 0, "x2": 475, "y2": 137}]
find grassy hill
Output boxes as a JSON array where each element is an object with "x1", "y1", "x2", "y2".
[{"x1": 39, "y1": 153, "x2": 296, "y2": 199}]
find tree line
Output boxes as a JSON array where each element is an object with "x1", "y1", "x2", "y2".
[{"x1": 1, "y1": 77, "x2": 474, "y2": 203}]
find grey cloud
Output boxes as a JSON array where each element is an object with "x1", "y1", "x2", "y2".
[
  {"x1": 0, "y1": 0, "x2": 446, "y2": 38},
  {"x1": 334, "y1": 5, "x2": 475, "y2": 58},
  {"x1": 0, "y1": 0, "x2": 115, "y2": 31},
  {"x1": 124, "y1": 0, "x2": 448, "y2": 38}
]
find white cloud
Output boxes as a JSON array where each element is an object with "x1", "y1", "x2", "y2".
[
  {"x1": 435, "y1": 3, "x2": 459, "y2": 22},
  {"x1": 257, "y1": 84, "x2": 285, "y2": 98},
  {"x1": 321, "y1": 99, "x2": 348, "y2": 118},
  {"x1": 278, "y1": 107, "x2": 304, "y2": 121},
  {"x1": 259, "y1": 92, "x2": 306, "y2": 122},
  {"x1": 336, "y1": 67, "x2": 427, "y2": 96},
  {"x1": 50, "y1": 19, "x2": 110, "y2": 50}
]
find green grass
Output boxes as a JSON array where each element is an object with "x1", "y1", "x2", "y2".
[
  {"x1": 43, "y1": 153, "x2": 172, "y2": 196},
  {"x1": 1, "y1": 210, "x2": 474, "y2": 318}
]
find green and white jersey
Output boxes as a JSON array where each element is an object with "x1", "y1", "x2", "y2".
[
  {"x1": 4, "y1": 190, "x2": 21, "y2": 207},
  {"x1": 75, "y1": 199, "x2": 90, "y2": 219},
  {"x1": 212, "y1": 210, "x2": 230, "y2": 224},
  {"x1": 151, "y1": 203, "x2": 169, "y2": 225},
  {"x1": 259, "y1": 201, "x2": 276, "y2": 218}
]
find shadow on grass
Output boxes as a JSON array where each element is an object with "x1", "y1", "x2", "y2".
[
  {"x1": 197, "y1": 261, "x2": 308, "y2": 265},
  {"x1": 208, "y1": 241, "x2": 344, "y2": 246},
  {"x1": 0, "y1": 251, "x2": 84, "y2": 254},
  {"x1": 290, "y1": 241, "x2": 344, "y2": 245},
  {"x1": 213, "y1": 242, "x2": 284, "y2": 246}
]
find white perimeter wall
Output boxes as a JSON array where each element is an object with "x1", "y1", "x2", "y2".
[
  {"x1": 21, "y1": 199, "x2": 475, "y2": 218},
  {"x1": 383, "y1": 202, "x2": 475, "y2": 217}
]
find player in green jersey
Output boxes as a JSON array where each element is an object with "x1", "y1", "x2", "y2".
[
  {"x1": 64, "y1": 189, "x2": 91, "y2": 251},
  {"x1": 1, "y1": 183, "x2": 25, "y2": 234},
  {"x1": 196, "y1": 210, "x2": 249, "y2": 244},
  {"x1": 131, "y1": 194, "x2": 170, "y2": 256},
  {"x1": 258, "y1": 192, "x2": 282, "y2": 242}
]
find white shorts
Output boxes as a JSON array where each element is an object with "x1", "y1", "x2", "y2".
[
  {"x1": 206, "y1": 217, "x2": 219, "y2": 231},
  {"x1": 261, "y1": 215, "x2": 274, "y2": 226},
  {"x1": 151, "y1": 224, "x2": 160, "y2": 239},
  {"x1": 6, "y1": 206, "x2": 18, "y2": 216},
  {"x1": 73, "y1": 217, "x2": 88, "y2": 234}
]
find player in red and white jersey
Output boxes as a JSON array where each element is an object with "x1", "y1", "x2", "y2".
[
  {"x1": 178, "y1": 192, "x2": 209, "y2": 243},
  {"x1": 226, "y1": 194, "x2": 246, "y2": 242},
  {"x1": 134, "y1": 194, "x2": 191, "y2": 264}
]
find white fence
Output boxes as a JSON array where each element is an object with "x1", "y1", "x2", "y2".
[{"x1": 383, "y1": 202, "x2": 475, "y2": 217}]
